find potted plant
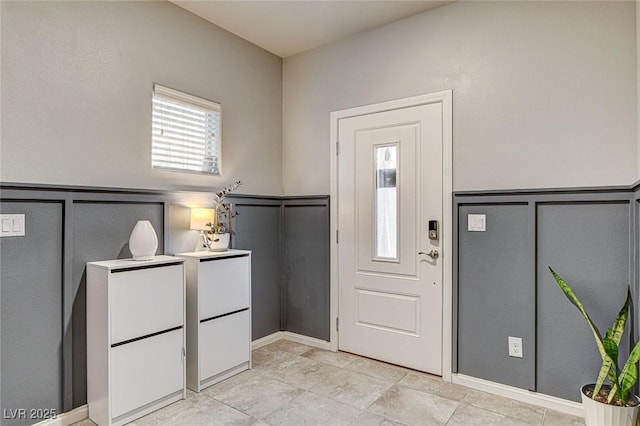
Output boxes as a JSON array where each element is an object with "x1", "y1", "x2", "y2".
[
  {"x1": 550, "y1": 267, "x2": 640, "y2": 426},
  {"x1": 205, "y1": 181, "x2": 242, "y2": 251}
]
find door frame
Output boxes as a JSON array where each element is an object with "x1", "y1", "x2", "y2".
[{"x1": 329, "y1": 91, "x2": 453, "y2": 381}]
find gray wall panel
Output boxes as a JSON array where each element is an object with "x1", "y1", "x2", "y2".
[
  {"x1": 282, "y1": 202, "x2": 330, "y2": 341},
  {"x1": 233, "y1": 203, "x2": 282, "y2": 340},
  {"x1": 537, "y1": 202, "x2": 630, "y2": 402},
  {"x1": 1, "y1": 201, "x2": 63, "y2": 425},
  {"x1": 457, "y1": 204, "x2": 534, "y2": 390},
  {"x1": 71, "y1": 202, "x2": 164, "y2": 407}
]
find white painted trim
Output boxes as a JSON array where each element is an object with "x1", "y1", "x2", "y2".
[
  {"x1": 33, "y1": 405, "x2": 88, "y2": 426},
  {"x1": 251, "y1": 331, "x2": 285, "y2": 349},
  {"x1": 440, "y1": 90, "x2": 453, "y2": 383},
  {"x1": 280, "y1": 331, "x2": 333, "y2": 351},
  {"x1": 329, "y1": 91, "x2": 454, "y2": 378},
  {"x1": 453, "y1": 373, "x2": 584, "y2": 418},
  {"x1": 329, "y1": 111, "x2": 339, "y2": 353},
  {"x1": 252, "y1": 331, "x2": 332, "y2": 351}
]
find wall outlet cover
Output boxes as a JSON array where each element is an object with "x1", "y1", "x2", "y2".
[{"x1": 508, "y1": 336, "x2": 523, "y2": 358}]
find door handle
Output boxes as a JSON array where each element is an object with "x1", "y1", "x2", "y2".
[{"x1": 419, "y1": 250, "x2": 439, "y2": 260}]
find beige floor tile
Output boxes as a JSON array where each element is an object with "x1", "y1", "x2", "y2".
[
  {"x1": 302, "y1": 348, "x2": 360, "y2": 368},
  {"x1": 344, "y1": 357, "x2": 408, "y2": 383},
  {"x1": 134, "y1": 394, "x2": 252, "y2": 425},
  {"x1": 265, "y1": 354, "x2": 343, "y2": 390},
  {"x1": 209, "y1": 375, "x2": 303, "y2": 420},
  {"x1": 262, "y1": 339, "x2": 314, "y2": 355},
  {"x1": 128, "y1": 392, "x2": 207, "y2": 425},
  {"x1": 447, "y1": 403, "x2": 539, "y2": 426},
  {"x1": 251, "y1": 346, "x2": 300, "y2": 372},
  {"x1": 367, "y1": 385, "x2": 459, "y2": 425},
  {"x1": 351, "y1": 410, "x2": 406, "y2": 425},
  {"x1": 263, "y1": 391, "x2": 363, "y2": 425},
  {"x1": 201, "y1": 368, "x2": 264, "y2": 397},
  {"x1": 310, "y1": 367, "x2": 395, "y2": 409},
  {"x1": 542, "y1": 408, "x2": 585, "y2": 425},
  {"x1": 463, "y1": 389, "x2": 545, "y2": 424},
  {"x1": 398, "y1": 372, "x2": 468, "y2": 401}
]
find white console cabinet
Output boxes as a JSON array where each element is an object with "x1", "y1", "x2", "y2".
[
  {"x1": 86, "y1": 256, "x2": 186, "y2": 426},
  {"x1": 176, "y1": 250, "x2": 252, "y2": 392}
]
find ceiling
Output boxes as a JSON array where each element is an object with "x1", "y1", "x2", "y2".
[{"x1": 170, "y1": 1, "x2": 453, "y2": 58}]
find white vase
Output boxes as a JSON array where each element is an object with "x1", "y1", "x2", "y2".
[
  {"x1": 129, "y1": 220, "x2": 158, "y2": 260},
  {"x1": 209, "y1": 233, "x2": 230, "y2": 252},
  {"x1": 581, "y1": 385, "x2": 639, "y2": 426}
]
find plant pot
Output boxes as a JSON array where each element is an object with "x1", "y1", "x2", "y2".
[
  {"x1": 209, "y1": 233, "x2": 230, "y2": 251},
  {"x1": 128, "y1": 220, "x2": 158, "y2": 260},
  {"x1": 581, "y1": 384, "x2": 639, "y2": 426}
]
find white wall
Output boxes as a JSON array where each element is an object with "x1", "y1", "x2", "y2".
[
  {"x1": 283, "y1": 1, "x2": 637, "y2": 194},
  {"x1": 1, "y1": 1, "x2": 283, "y2": 195}
]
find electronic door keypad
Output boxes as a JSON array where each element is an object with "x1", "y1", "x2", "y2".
[{"x1": 428, "y1": 220, "x2": 439, "y2": 240}]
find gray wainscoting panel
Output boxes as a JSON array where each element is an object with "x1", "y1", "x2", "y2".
[
  {"x1": 457, "y1": 204, "x2": 534, "y2": 390},
  {"x1": 232, "y1": 201, "x2": 282, "y2": 340},
  {"x1": 282, "y1": 199, "x2": 330, "y2": 341},
  {"x1": 1, "y1": 201, "x2": 64, "y2": 425},
  {"x1": 537, "y1": 202, "x2": 631, "y2": 402},
  {"x1": 71, "y1": 202, "x2": 164, "y2": 407}
]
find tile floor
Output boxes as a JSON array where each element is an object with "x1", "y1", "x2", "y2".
[{"x1": 74, "y1": 340, "x2": 584, "y2": 425}]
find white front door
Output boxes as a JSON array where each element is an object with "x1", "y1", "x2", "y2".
[{"x1": 337, "y1": 99, "x2": 446, "y2": 375}]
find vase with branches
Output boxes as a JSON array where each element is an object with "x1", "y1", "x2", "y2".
[{"x1": 204, "y1": 181, "x2": 241, "y2": 251}]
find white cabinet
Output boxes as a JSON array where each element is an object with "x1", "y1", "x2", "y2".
[
  {"x1": 176, "y1": 250, "x2": 252, "y2": 392},
  {"x1": 87, "y1": 256, "x2": 186, "y2": 426}
]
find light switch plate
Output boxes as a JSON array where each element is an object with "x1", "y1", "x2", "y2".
[
  {"x1": 0, "y1": 214, "x2": 25, "y2": 237},
  {"x1": 468, "y1": 214, "x2": 486, "y2": 232}
]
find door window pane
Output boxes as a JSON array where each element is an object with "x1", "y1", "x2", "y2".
[{"x1": 375, "y1": 144, "x2": 398, "y2": 259}]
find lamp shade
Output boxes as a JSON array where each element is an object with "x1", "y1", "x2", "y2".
[{"x1": 190, "y1": 208, "x2": 214, "y2": 230}]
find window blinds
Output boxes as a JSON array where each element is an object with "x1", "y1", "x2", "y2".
[{"x1": 152, "y1": 84, "x2": 221, "y2": 175}]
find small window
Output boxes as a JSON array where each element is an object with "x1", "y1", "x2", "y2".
[{"x1": 152, "y1": 84, "x2": 221, "y2": 175}]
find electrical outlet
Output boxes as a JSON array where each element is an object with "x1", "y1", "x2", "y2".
[{"x1": 508, "y1": 336, "x2": 523, "y2": 358}]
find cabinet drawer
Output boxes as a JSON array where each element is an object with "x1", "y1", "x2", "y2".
[
  {"x1": 110, "y1": 264, "x2": 184, "y2": 344},
  {"x1": 110, "y1": 329, "x2": 184, "y2": 419},
  {"x1": 200, "y1": 310, "x2": 250, "y2": 381},
  {"x1": 199, "y1": 257, "x2": 250, "y2": 320}
]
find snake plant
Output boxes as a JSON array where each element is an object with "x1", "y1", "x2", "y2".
[{"x1": 550, "y1": 267, "x2": 640, "y2": 406}]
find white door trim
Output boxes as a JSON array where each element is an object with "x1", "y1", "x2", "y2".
[{"x1": 329, "y1": 91, "x2": 453, "y2": 382}]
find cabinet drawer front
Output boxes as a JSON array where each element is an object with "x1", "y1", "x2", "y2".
[
  {"x1": 111, "y1": 264, "x2": 184, "y2": 344},
  {"x1": 200, "y1": 310, "x2": 250, "y2": 381},
  {"x1": 111, "y1": 329, "x2": 184, "y2": 419},
  {"x1": 199, "y1": 257, "x2": 250, "y2": 320}
]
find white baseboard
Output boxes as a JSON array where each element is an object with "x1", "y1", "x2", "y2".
[
  {"x1": 251, "y1": 331, "x2": 285, "y2": 349},
  {"x1": 452, "y1": 373, "x2": 584, "y2": 417},
  {"x1": 252, "y1": 331, "x2": 332, "y2": 351},
  {"x1": 280, "y1": 331, "x2": 332, "y2": 350},
  {"x1": 33, "y1": 405, "x2": 88, "y2": 426}
]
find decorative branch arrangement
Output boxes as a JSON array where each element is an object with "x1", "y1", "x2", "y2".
[{"x1": 207, "y1": 180, "x2": 242, "y2": 235}]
